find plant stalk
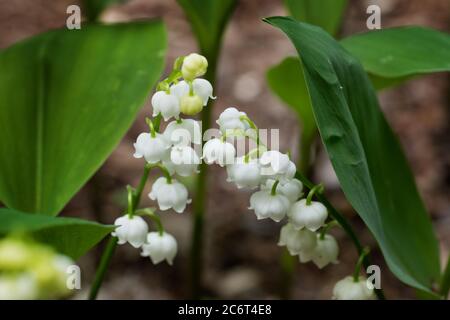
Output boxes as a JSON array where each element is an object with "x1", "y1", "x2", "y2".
[{"x1": 88, "y1": 164, "x2": 152, "y2": 299}]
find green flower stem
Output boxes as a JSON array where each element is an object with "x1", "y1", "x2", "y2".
[
  {"x1": 440, "y1": 255, "x2": 450, "y2": 299},
  {"x1": 294, "y1": 171, "x2": 385, "y2": 300},
  {"x1": 88, "y1": 163, "x2": 152, "y2": 300},
  {"x1": 190, "y1": 51, "x2": 218, "y2": 299},
  {"x1": 298, "y1": 129, "x2": 317, "y2": 176},
  {"x1": 306, "y1": 183, "x2": 324, "y2": 205},
  {"x1": 145, "y1": 117, "x2": 157, "y2": 138},
  {"x1": 271, "y1": 180, "x2": 280, "y2": 196},
  {"x1": 319, "y1": 220, "x2": 340, "y2": 240},
  {"x1": 353, "y1": 247, "x2": 370, "y2": 282},
  {"x1": 136, "y1": 208, "x2": 164, "y2": 236}
]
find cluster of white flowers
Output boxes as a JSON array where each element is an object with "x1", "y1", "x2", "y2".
[
  {"x1": 204, "y1": 107, "x2": 338, "y2": 268},
  {"x1": 112, "y1": 53, "x2": 213, "y2": 266},
  {"x1": 204, "y1": 107, "x2": 375, "y2": 300}
]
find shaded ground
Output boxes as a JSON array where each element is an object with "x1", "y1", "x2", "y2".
[{"x1": 0, "y1": 0, "x2": 449, "y2": 299}]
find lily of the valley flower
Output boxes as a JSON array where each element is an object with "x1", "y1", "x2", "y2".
[
  {"x1": 133, "y1": 132, "x2": 170, "y2": 164},
  {"x1": 112, "y1": 215, "x2": 148, "y2": 248},
  {"x1": 163, "y1": 119, "x2": 202, "y2": 145},
  {"x1": 181, "y1": 53, "x2": 208, "y2": 80},
  {"x1": 151, "y1": 91, "x2": 180, "y2": 121},
  {"x1": 141, "y1": 232, "x2": 178, "y2": 265},
  {"x1": 263, "y1": 179, "x2": 303, "y2": 203},
  {"x1": 202, "y1": 138, "x2": 236, "y2": 167},
  {"x1": 332, "y1": 276, "x2": 375, "y2": 300},
  {"x1": 249, "y1": 189, "x2": 290, "y2": 222},
  {"x1": 311, "y1": 234, "x2": 339, "y2": 269},
  {"x1": 216, "y1": 107, "x2": 250, "y2": 133},
  {"x1": 278, "y1": 223, "x2": 317, "y2": 256},
  {"x1": 289, "y1": 199, "x2": 328, "y2": 231},
  {"x1": 171, "y1": 79, "x2": 215, "y2": 106},
  {"x1": 226, "y1": 157, "x2": 261, "y2": 189},
  {"x1": 149, "y1": 177, "x2": 191, "y2": 213},
  {"x1": 165, "y1": 145, "x2": 200, "y2": 177},
  {"x1": 259, "y1": 151, "x2": 296, "y2": 181}
]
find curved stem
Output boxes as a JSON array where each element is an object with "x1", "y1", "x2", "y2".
[
  {"x1": 88, "y1": 163, "x2": 152, "y2": 300},
  {"x1": 319, "y1": 220, "x2": 339, "y2": 240},
  {"x1": 294, "y1": 171, "x2": 385, "y2": 300},
  {"x1": 306, "y1": 183, "x2": 324, "y2": 205},
  {"x1": 271, "y1": 180, "x2": 280, "y2": 196},
  {"x1": 353, "y1": 247, "x2": 370, "y2": 282},
  {"x1": 136, "y1": 208, "x2": 165, "y2": 236}
]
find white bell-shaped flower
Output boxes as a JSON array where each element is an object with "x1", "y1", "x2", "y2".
[
  {"x1": 181, "y1": 53, "x2": 208, "y2": 80},
  {"x1": 193, "y1": 79, "x2": 215, "y2": 106},
  {"x1": 141, "y1": 232, "x2": 178, "y2": 265},
  {"x1": 163, "y1": 119, "x2": 202, "y2": 145},
  {"x1": 226, "y1": 157, "x2": 261, "y2": 189},
  {"x1": 332, "y1": 276, "x2": 375, "y2": 300},
  {"x1": 202, "y1": 138, "x2": 236, "y2": 167},
  {"x1": 289, "y1": 199, "x2": 328, "y2": 231},
  {"x1": 149, "y1": 177, "x2": 191, "y2": 213},
  {"x1": 278, "y1": 223, "x2": 317, "y2": 255},
  {"x1": 170, "y1": 79, "x2": 214, "y2": 107},
  {"x1": 263, "y1": 179, "x2": 303, "y2": 203},
  {"x1": 151, "y1": 91, "x2": 180, "y2": 121},
  {"x1": 112, "y1": 215, "x2": 148, "y2": 248},
  {"x1": 249, "y1": 189, "x2": 290, "y2": 222},
  {"x1": 133, "y1": 132, "x2": 170, "y2": 164},
  {"x1": 311, "y1": 234, "x2": 339, "y2": 269},
  {"x1": 216, "y1": 107, "x2": 250, "y2": 133},
  {"x1": 259, "y1": 151, "x2": 296, "y2": 181},
  {"x1": 165, "y1": 145, "x2": 200, "y2": 177}
]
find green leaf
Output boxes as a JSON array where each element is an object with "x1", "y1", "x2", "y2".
[
  {"x1": 265, "y1": 17, "x2": 441, "y2": 293},
  {"x1": 0, "y1": 208, "x2": 114, "y2": 259},
  {"x1": 341, "y1": 26, "x2": 450, "y2": 89},
  {"x1": 284, "y1": 0, "x2": 347, "y2": 36},
  {"x1": 0, "y1": 21, "x2": 166, "y2": 216},
  {"x1": 266, "y1": 57, "x2": 316, "y2": 173},
  {"x1": 176, "y1": 0, "x2": 237, "y2": 56}
]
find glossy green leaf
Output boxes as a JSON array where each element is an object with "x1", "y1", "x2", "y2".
[
  {"x1": 284, "y1": 0, "x2": 347, "y2": 36},
  {"x1": 0, "y1": 208, "x2": 114, "y2": 259},
  {"x1": 0, "y1": 21, "x2": 166, "y2": 216},
  {"x1": 266, "y1": 57, "x2": 316, "y2": 173},
  {"x1": 265, "y1": 17, "x2": 440, "y2": 292},
  {"x1": 341, "y1": 26, "x2": 450, "y2": 89},
  {"x1": 176, "y1": 0, "x2": 237, "y2": 56}
]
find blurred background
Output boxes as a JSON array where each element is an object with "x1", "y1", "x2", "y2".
[{"x1": 0, "y1": 0, "x2": 449, "y2": 299}]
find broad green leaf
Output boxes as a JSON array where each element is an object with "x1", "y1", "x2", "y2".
[
  {"x1": 0, "y1": 21, "x2": 166, "y2": 216},
  {"x1": 266, "y1": 57, "x2": 316, "y2": 173},
  {"x1": 0, "y1": 208, "x2": 114, "y2": 259},
  {"x1": 265, "y1": 17, "x2": 440, "y2": 293},
  {"x1": 341, "y1": 26, "x2": 450, "y2": 89},
  {"x1": 176, "y1": 0, "x2": 237, "y2": 56},
  {"x1": 82, "y1": 0, "x2": 125, "y2": 21},
  {"x1": 284, "y1": 0, "x2": 347, "y2": 36}
]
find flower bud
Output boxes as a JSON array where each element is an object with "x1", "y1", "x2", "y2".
[
  {"x1": 171, "y1": 79, "x2": 215, "y2": 107},
  {"x1": 332, "y1": 276, "x2": 375, "y2": 300},
  {"x1": 312, "y1": 234, "x2": 339, "y2": 269},
  {"x1": 141, "y1": 232, "x2": 178, "y2": 265},
  {"x1": 133, "y1": 132, "x2": 170, "y2": 164},
  {"x1": 202, "y1": 138, "x2": 236, "y2": 167},
  {"x1": 288, "y1": 199, "x2": 328, "y2": 231},
  {"x1": 278, "y1": 223, "x2": 317, "y2": 255},
  {"x1": 180, "y1": 94, "x2": 203, "y2": 115},
  {"x1": 249, "y1": 189, "x2": 290, "y2": 222},
  {"x1": 181, "y1": 53, "x2": 208, "y2": 80},
  {"x1": 151, "y1": 91, "x2": 180, "y2": 121},
  {"x1": 112, "y1": 215, "x2": 148, "y2": 248},
  {"x1": 149, "y1": 177, "x2": 191, "y2": 213}
]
